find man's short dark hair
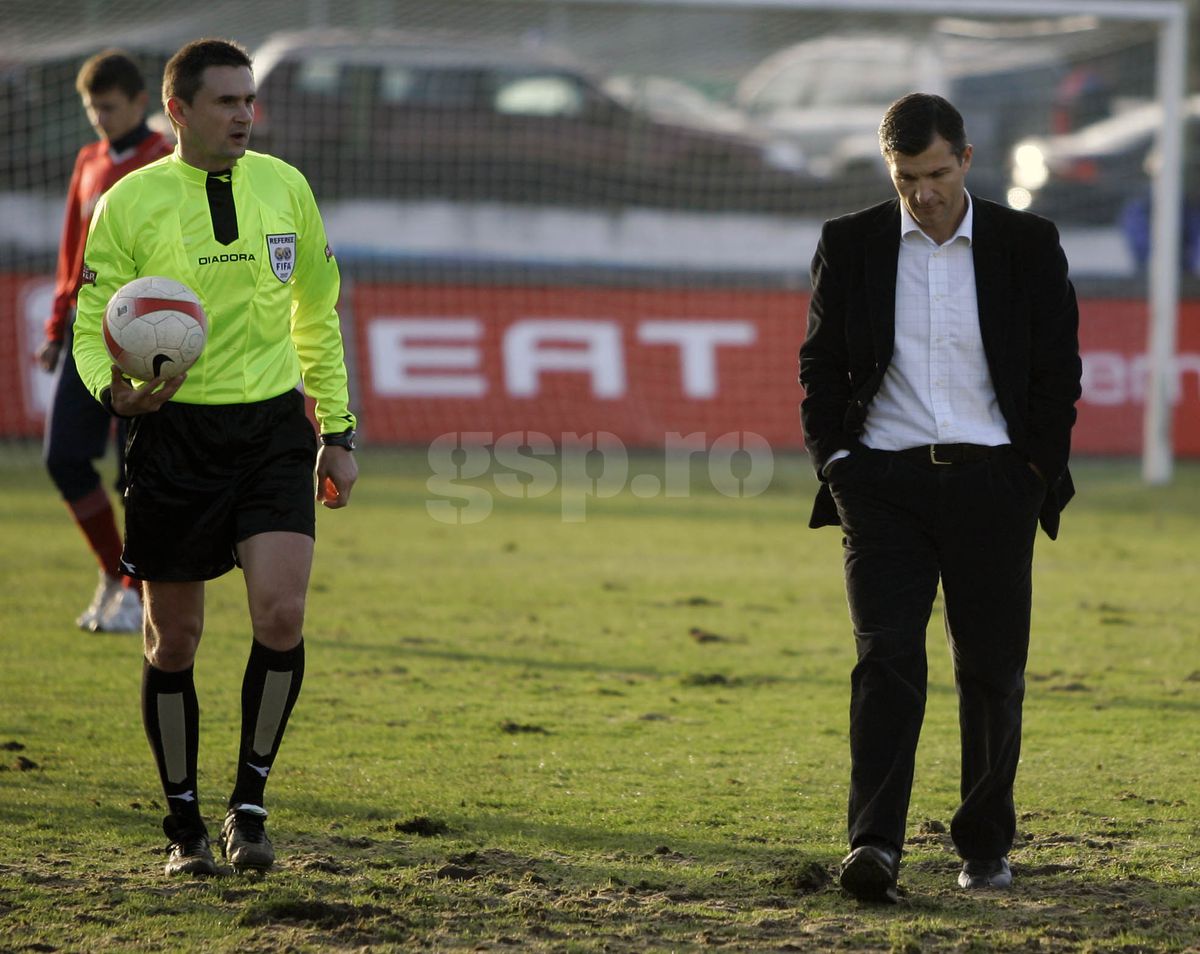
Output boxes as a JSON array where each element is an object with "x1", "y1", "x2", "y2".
[
  {"x1": 879, "y1": 93, "x2": 968, "y2": 161},
  {"x1": 163, "y1": 38, "x2": 252, "y2": 109},
  {"x1": 76, "y1": 49, "x2": 145, "y2": 99}
]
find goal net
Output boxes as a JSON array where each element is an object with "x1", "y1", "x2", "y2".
[{"x1": 1, "y1": 0, "x2": 1193, "y2": 466}]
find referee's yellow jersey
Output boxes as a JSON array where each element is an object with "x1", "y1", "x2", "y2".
[{"x1": 74, "y1": 149, "x2": 355, "y2": 435}]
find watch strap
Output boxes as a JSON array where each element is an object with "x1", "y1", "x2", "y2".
[{"x1": 320, "y1": 428, "x2": 357, "y2": 451}]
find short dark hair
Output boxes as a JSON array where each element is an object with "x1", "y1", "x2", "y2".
[
  {"x1": 879, "y1": 93, "x2": 968, "y2": 161},
  {"x1": 162, "y1": 38, "x2": 252, "y2": 109},
  {"x1": 75, "y1": 49, "x2": 145, "y2": 99}
]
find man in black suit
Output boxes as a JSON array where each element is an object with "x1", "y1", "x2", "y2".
[{"x1": 799, "y1": 93, "x2": 1081, "y2": 902}]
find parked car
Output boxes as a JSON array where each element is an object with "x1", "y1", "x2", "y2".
[
  {"x1": 1007, "y1": 95, "x2": 1200, "y2": 224},
  {"x1": 250, "y1": 29, "x2": 814, "y2": 210},
  {"x1": 734, "y1": 31, "x2": 1069, "y2": 208},
  {"x1": 601, "y1": 74, "x2": 759, "y2": 137}
]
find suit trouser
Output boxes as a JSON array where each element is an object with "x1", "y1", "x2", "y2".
[{"x1": 827, "y1": 445, "x2": 1045, "y2": 860}]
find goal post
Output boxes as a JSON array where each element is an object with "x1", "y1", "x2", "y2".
[{"x1": 1146, "y1": 6, "x2": 1190, "y2": 484}]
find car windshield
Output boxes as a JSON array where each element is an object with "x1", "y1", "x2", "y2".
[
  {"x1": 493, "y1": 74, "x2": 584, "y2": 117},
  {"x1": 295, "y1": 57, "x2": 340, "y2": 94},
  {"x1": 379, "y1": 66, "x2": 478, "y2": 108}
]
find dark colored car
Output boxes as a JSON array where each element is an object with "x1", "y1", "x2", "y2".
[{"x1": 250, "y1": 29, "x2": 813, "y2": 210}]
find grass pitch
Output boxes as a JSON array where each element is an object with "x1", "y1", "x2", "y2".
[{"x1": 1, "y1": 445, "x2": 1198, "y2": 952}]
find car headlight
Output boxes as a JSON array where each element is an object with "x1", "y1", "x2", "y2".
[
  {"x1": 1006, "y1": 187, "x2": 1033, "y2": 211},
  {"x1": 1011, "y1": 142, "x2": 1049, "y2": 191}
]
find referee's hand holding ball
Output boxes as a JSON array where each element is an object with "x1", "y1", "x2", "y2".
[{"x1": 106, "y1": 364, "x2": 185, "y2": 416}]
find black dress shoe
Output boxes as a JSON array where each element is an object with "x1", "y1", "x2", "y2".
[
  {"x1": 839, "y1": 844, "x2": 900, "y2": 903},
  {"x1": 958, "y1": 857, "x2": 1012, "y2": 889}
]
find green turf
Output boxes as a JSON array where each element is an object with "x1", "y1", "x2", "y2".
[{"x1": 1, "y1": 444, "x2": 1198, "y2": 951}]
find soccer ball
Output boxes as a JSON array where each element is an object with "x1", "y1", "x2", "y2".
[{"x1": 103, "y1": 276, "x2": 207, "y2": 381}]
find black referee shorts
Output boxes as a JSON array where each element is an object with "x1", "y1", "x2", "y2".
[{"x1": 120, "y1": 389, "x2": 318, "y2": 582}]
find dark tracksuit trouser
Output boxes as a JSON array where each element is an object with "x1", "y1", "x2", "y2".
[{"x1": 43, "y1": 322, "x2": 128, "y2": 502}]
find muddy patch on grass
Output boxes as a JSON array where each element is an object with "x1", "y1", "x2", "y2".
[
  {"x1": 239, "y1": 897, "x2": 392, "y2": 929},
  {"x1": 288, "y1": 853, "x2": 347, "y2": 874},
  {"x1": 769, "y1": 861, "x2": 832, "y2": 895},
  {"x1": 680, "y1": 672, "x2": 735, "y2": 687},
  {"x1": 499, "y1": 720, "x2": 550, "y2": 735},
  {"x1": 394, "y1": 815, "x2": 450, "y2": 837}
]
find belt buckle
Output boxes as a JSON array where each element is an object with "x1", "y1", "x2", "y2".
[{"x1": 929, "y1": 445, "x2": 952, "y2": 466}]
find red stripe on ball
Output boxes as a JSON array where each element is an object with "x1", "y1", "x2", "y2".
[
  {"x1": 102, "y1": 320, "x2": 124, "y2": 361},
  {"x1": 132, "y1": 297, "x2": 207, "y2": 328}
]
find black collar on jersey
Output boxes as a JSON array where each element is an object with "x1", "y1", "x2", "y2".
[
  {"x1": 206, "y1": 170, "x2": 238, "y2": 246},
  {"x1": 107, "y1": 121, "x2": 153, "y2": 155}
]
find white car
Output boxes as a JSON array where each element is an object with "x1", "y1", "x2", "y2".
[{"x1": 735, "y1": 31, "x2": 1069, "y2": 206}]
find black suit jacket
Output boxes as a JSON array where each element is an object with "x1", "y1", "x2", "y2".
[{"x1": 798, "y1": 196, "x2": 1082, "y2": 539}]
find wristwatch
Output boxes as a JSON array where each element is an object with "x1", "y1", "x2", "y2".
[{"x1": 320, "y1": 428, "x2": 357, "y2": 451}]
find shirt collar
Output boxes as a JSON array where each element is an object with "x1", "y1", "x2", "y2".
[
  {"x1": 169, "y1": 148, "x2": 237, "y2": 184},
  {"x1": 899, "y1": 192, "x2": 974, "y2": 247},
  {"x1": 107, "y1": 122, "x2": 152, "y2": 156}
]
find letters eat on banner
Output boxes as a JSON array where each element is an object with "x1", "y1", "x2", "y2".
[
  {"x1": 3, "y1": 272, "x2": 1199, "y2": 455},
  {"x1": 351, "y1": 284, "x2": 1200, "y2": 455}
]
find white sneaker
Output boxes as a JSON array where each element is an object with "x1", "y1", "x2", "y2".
[
  {"x1": 76, "y1": 571, "x2": 122, "y2": 630},
  {"x1": 93, "y1": 585, "x2": 143, "y2": 634}
]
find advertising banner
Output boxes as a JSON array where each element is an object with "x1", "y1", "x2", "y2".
[
  {"x1": 4, "y1": 274, "x2": 1199, "y2": 455},
  {"x1": 351, "y1": 283, "x2": 1200, "y2": 455}
]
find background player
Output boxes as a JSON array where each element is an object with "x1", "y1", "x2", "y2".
[
  {"x1": 72, "y1": 38, "x2": 358, "y2": 877},
  {"x1": 38, "y1": 50, "x2": 172, "y2": 633}
]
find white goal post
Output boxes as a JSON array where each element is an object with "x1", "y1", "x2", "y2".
[{"x1": 555, "y1": 0, "x2": 1191, "y2": 484}]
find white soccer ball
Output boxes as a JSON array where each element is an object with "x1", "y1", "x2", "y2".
[{"x1": 103, "y1": 276, "x2": 208, "y2": 381}]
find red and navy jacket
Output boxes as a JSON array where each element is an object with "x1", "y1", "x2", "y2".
[{"x1": 45, "y1": 124, "x2": 173, "y2": 343}]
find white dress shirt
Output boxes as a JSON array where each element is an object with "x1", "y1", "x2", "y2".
[{"x1": 861, "y1": 193, "x2": 1010, "y2": 451}]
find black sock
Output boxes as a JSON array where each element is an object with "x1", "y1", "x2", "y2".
[
  {"x1": 229, "y1": 639, "x2": 304, "y2": 810},
  {"x1": 142, "y1": 660, "x2": 203, "y2": 830}
]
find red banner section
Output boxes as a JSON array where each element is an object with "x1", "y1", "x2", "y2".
[
  {"x1": 353, "y1": 284, "x2": 803, "y2": 449},
  {"x1": 353, "y1": 284, "x2": 1200, "y2": 455},
  {"x1": 1072, "y1": 298, "x2": 1200, "y2": 454},
  {"x1": 4, "y1": 273, "x2": 1199, "y2": 454},
  {"x1": 2, "y1": 273, "x2": 56, "y2": 438}
]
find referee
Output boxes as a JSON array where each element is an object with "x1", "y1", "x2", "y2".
[{"x1": 73, "y1": 38, "x2": 358, "y2": 877}]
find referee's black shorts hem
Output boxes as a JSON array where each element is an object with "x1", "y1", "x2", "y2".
[{"x1": 120, "y1": 389, "x2": 317, "y2": 583}]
